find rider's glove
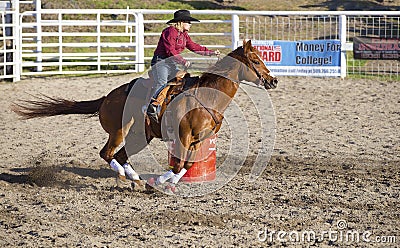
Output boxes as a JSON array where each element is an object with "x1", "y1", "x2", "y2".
[{"x1": 184, "y1": 60, "x2": 191, "y2": 68}]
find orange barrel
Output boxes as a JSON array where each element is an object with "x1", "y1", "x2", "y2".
[{"x1": 168, "y1": 134, "x2": 217, "y2": 183}]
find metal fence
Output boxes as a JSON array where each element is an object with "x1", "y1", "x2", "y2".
[
  {"x1": 20, "y1": 9, "x2": 143, "y2": 75},
  {"x1": 346, "y1": 15, "x2": 400, "y2": 78},
  {"x1": 243, "y1": 13, "x2": 400, "y2": 79},
  {"x1": 0, "y1": 0, "x2": 20, "y2": 81},
  {"x1": 1, "y1": 0, "x2": 399, "y2": 82}
]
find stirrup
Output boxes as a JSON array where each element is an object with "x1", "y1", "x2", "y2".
[{"x1": 147, "y1": 103, "x2": 159, "y2": 123}]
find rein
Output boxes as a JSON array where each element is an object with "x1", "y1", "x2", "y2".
[
  {"x1": 181, "y1": 81, "x2": 223, "y2": 145},
  {"x1": 239, "y1": 81, "x2": 265, "y2": 89},
  {"x1": 171, "y1": 51, "x2": 268, "y2": 145},
  {"x1": 250, "y1": 62, "x2": 263, "y2": 86},
  {"x1": 220, "y1": 53, "x2": 267, "y2": 88},
  {"x1": 183, "y1": 91, "x2": 222, "y2": 131}
]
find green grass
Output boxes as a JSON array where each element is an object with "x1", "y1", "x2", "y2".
[
  {"x1": 346, "y1": 51, "x2": 368, "y2": 67},
  {"x1": 39, "y1": 0, "x2": 400, "y2": 11}
]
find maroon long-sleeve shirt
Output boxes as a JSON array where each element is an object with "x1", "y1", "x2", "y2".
[{"x1": 153, "y1": 26, "x2": 214, "y2": 65}]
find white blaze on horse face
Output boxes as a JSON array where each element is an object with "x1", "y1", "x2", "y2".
[{"x1": 269, "y1": 71, "x2": 276, "y2": 78}]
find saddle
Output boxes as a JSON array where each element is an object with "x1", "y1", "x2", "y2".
[
  {"x1": 146, "y1": 72, "x2": 200, "y2": 139},
  {"x1": 124, "y1": 70, "x2": 197, "y2": 102},
  {"x1": 152, "y1": 72, "x2": 199, "y2": 108}
]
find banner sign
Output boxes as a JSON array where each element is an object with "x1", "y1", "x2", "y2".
[
  {"x1": 252, "y1": 40, "x2": 341, "y2": 77},
  {"x1": 353, "y1": 36, "x2": 400, "y2": 60}
]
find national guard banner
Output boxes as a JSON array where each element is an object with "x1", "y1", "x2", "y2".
[
  {"x1": 252, "y1": 40, "x2": 341, "y2": 77},
  {"x1": 353, "y1": 36, "x2": 400, "y2": 60}
]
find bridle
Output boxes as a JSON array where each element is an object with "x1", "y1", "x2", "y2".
[
  {"x1": 248, "y1": 51, "x2": 271, "y2": 86},
  {"x1": 250, "y1": 62, "x2": 265, "y2": 86},
  {"x1": 248, "y1": 51, "x2": 278, "y2": 90},
  {"x1": 236, "y1": 52, "x2": 268, "y2": 88}
]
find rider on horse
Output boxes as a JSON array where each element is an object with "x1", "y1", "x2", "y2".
[{"x1": 147, "y1": 9, "x2": 220, "y2": 123}]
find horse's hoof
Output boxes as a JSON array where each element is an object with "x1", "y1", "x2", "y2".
[
  {"x1": 165, "y1": 184, "x2": 176, "y2": 194},
  {"x1": 132, "y1": 180, "x2": 146, "y2": 192},
  {"x1": 119, "y1": 174, "x2": 127, "y2": 181},
  {"x1": 116, "y1": 175, "x2": 127, "y2": 188},
  {"x1": 147, "y1": 177, "x2": 155, "y2": 186},
  {"x1": 145, "y1": 183, "x2": 154, "y2": 191}
]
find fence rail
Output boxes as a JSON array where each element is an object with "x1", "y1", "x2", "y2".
[
  {"x1": 0, "y1": 0, "x2": 20, "y2": 81},
  {"x1": 19, "y1": 8, "x2": 141, "y2": 75},
  {"x1": 1, "y1": 0, "x2": 400, "y2": 81}
]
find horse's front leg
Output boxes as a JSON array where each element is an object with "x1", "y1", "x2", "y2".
[
  {"x1": 155, "y1": 135, "x2": 194, "y2": 185},
  {"x1": 169, "y1": 141, "x2": 201, "y2": 185},
  {"x1": 154, "y1": 156, "x2": 191, "y2": 193},
  {"x1": 155, "y1": 157, "x2": 186, "y2": 185}
]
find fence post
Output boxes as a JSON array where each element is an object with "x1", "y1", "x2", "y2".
[
  {"x1": 34, "y1": 0, "x2": 42, "y2": 72},
  {"x1": 136, "y1": 12, "x2": 145, "y2": 72},
  {"x1": 231, "y1": 14, "x2": 240, "y2": 50},
  {"x1": 12, "y1": 0, "x2": 20, "y2": 81},
  {"x1": 96, "y1": 13, "x2": 101, "y2": 72},
  {"x1": 339, "y1": 14, "x2": 347, "y2": 79}
]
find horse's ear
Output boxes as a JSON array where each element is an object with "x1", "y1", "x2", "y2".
[
  {"x1": 243, "y1": 39, "x2": 252, "y2": 53},
  {"x1": 247, "y1": 39, "x2": 252, "y2": 47}
]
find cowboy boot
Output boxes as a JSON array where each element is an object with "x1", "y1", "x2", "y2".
[
  {"x1": 146, "y1": 84, "x2": 163, "y2": 124},
  {"x1": 147, "y1": 84, "x2": 170, "y2": 124}
]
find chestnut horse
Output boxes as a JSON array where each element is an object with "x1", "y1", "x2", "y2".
[{"x1": 13, "y1": 40, "x2": 278, "y2": 190}]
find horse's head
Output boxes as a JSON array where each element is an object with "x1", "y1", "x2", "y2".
[{"x1": 238, "y1": 40, "x2": 278, "y2": 90}]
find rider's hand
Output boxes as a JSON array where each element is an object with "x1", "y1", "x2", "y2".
[
  {"x1": 214, "y1": 50, "x2": 221, "y2": 56},
  {"x1": 184, "y1": 60, "x2": 191, "y2": 69}
]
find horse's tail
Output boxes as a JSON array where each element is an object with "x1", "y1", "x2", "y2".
[{"x1": 12, "y1": 95, "x2": 106, "y2": 119}]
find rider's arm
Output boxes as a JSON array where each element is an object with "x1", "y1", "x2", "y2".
[{"x1": 184, "y1": 32, "x2": 215, "y2": 56}]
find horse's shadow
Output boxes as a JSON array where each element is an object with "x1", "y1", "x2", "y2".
[
  {"x1": 0, "y1": 171, "x2": 29, "y2": 184},
  {"x1": 0, "y1": 165, "x2": 115, "y2": 186}
]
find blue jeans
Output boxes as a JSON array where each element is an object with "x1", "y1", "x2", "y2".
[{"x1": 151, "y1": 55, "x2": 180, "y2": 97}]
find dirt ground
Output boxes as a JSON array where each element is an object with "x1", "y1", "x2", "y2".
[{"x1": 0, "y1": 74, "x2": 399, "y2": 247}]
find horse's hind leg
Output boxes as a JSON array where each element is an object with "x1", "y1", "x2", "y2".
[
  {"x1": 112, "y1": 118, "x2": 147, "y2": 190},
  {"x1": 112, "y1": 145, "x2": 148, "y2": 191},
  {"x1": 114, "y1": 146, "x2": 140, "y2": 181},
  {"x1": 100, "y1": 131, "x2": 127, "y2": 182},
  {"x1": 113, "y1": 114, "x2": 151, "y2": 179},
  {"x1": 112, "y1": 138, "x2": 153, "y2": 191}
]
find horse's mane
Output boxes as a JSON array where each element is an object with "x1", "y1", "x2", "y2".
[{"x1": 199, "y1": 46, "x2": 247, "y2": 86}]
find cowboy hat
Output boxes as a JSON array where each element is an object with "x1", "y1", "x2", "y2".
[{"x1": 166, "y1": 10, "x2": 200, "y2": 24}]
